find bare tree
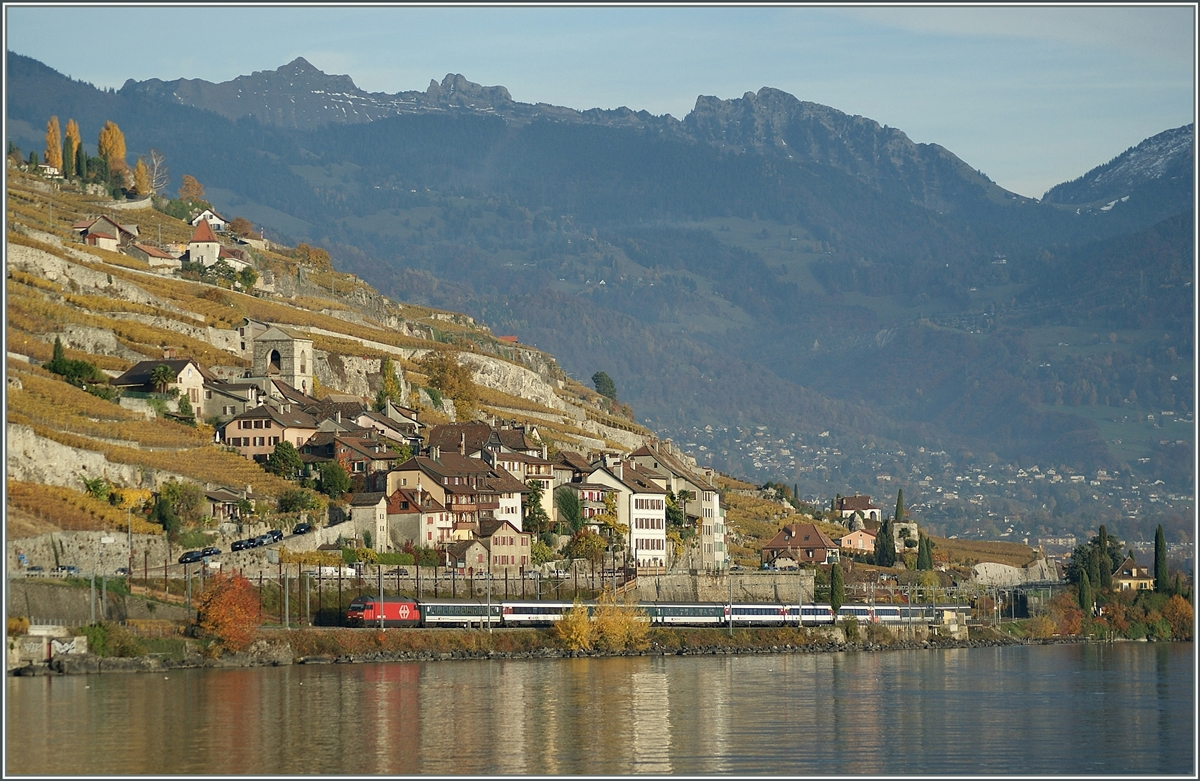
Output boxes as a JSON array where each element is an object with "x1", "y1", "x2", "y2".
[{"x1": 148, "y1": 148, "x2": 169, "y2": 195}]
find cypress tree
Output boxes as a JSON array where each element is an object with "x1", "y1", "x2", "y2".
[
  {"x1": 830, "y1": 563, "x2": 844, "y2": 614},
  {"x1": 1154, "y1": 524, "x2": 1168, "y2": 593},
  {"x1": 874, "y1": 516, "x2": 895, "y2": 568},
  {"x1": 1086, "y1": 545, "x2": 1101, "y2": 591},
  {"x1": 76, "y1": 143, "x2": 87, "y2": 179},
  {"x1": 916, "y1": 534, "x2": 933, "y2": 571},
  {"x1": 1097, "y1": 526, "x2": 1112, "y2": 591},
  {"x1": 1078, "y1": 570, "x2": 1092, "y2": 616},
  {"x1": 894, "y1": 489, "x2": 905, "y2": 524}
]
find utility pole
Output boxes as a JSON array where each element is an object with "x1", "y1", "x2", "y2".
[
  {"x1": 378, "y1": 565, "x2": 384, "y2": 631},
  {"x1": 728, "y1": 570, "x2": 733, "y2": 637}
]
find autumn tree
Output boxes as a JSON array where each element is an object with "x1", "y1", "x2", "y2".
[
  {"x1": 293, "y1": 242, "x2": 332, "y2": 269},
  {"x1": 63, "y1": 119, "x2": 80, "y2": 177},
  {"x1": 374, "y1": 355, "x2": 404, "y2": 412},
  {"x1": 594, "y1": 493, "x2": 626, "y2": 551},
  {"x1": 44, "y1": 116, "x2": 62, "y2": 170},
  {"x1": 159, "y1": 479, "x2": 205, "y2": 524},
  {"x1": 1162, "y1": 595, "x2": 1193, "y2": 640},
  {"x1": 132, "y1": 158, "x2": 151, "y2": 196},
  {"x1": 228, "y1": 216, "x2": 255, "y2": 237},
  {"x1": 178, "y1": 174, "x2": 205, "y2": 203},
  {"x1": 97, "y1": 120, "x2": 127, "y2": 177},
  {"x1": 195, "y1": 571, "x2": 262, "y2": 652},
  {"x1": 417, "y1": 350, "x2": 477, "y2": 417}
]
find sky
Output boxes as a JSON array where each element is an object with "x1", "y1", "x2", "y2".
[{"x1": 4, "y1": 4, "x2": 1195, "y2": 198}]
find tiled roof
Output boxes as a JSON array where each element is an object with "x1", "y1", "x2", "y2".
[
  {"x1": 190, "y1": 219, "x2": 219, "y2": 244},
  {"x1": 349, "y1": 492, "x2": 387, "y2": 507}
]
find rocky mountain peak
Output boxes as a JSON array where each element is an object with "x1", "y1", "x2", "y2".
[{"x1": 1042, "y1": 123, "x2": 1194, "y2": 205}]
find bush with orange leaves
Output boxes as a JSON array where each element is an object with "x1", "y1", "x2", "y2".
[
  {"x1": 1162, "y1": 595, "x2": 1193, "y2": 640},
  {"x1": 195, "y1": 571, "x2": 262, "y2": 653}
]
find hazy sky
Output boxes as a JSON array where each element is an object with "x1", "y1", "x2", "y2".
[{"x1": 5, "y1": 4, "x2": 1195, "y2": 198}]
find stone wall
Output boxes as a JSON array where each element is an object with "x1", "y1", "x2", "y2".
[
  {"x1": 6, "y1": 580, "x2": 193, "y2": 625},
  {"x1": 7, "y1": 243, "x2": 160, "y2": 307},
  {"x1": 634, "y1": 571, "x2": 815, "y2": 604}
]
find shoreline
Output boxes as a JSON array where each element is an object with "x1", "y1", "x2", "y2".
[{"x1": 11, "y1": 630, "x2": 1118, "y2": 677}]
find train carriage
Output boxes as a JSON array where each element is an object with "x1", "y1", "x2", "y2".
[
  {"x1": 501, "y1": 600, "x2": 583, "y2": 625},
  {"x1": 643, "y1": 602, "x2": 726, "y2": 625},
  {"x1": 730, "y1": 603, "x2": 789, "y2": 626},
  {"x1": 420, "y1": 599, "x2": 501, "y2": 627},
  {"x1": 784, "y1": 605, "x2": 836, "y2": 625}
]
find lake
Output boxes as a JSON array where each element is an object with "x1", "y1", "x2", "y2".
[{"x1": 6, "y1": 642, "x2": 1193, "y2": 775}]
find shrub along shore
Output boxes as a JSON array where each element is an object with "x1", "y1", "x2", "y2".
[{"x1": 15, "y1": 623, "x2": 1109, "y2": 677}]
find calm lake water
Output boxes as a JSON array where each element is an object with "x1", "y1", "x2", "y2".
[{"x1": 6, "y1": 642, "x2": 1194, "y2": 775}]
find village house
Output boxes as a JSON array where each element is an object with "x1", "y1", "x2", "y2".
[
  {"x1": 839, "y1": 529, "x2": 877, "y2": 553},
  {"x1": 200, "y1": 380, "x2": 262, "y2": 424},
  {"x1": 126, "y1": 242, "x2": 182, "y2": 270},
  {"x1": 1113, "y1": 557, "x2": 1155, "y2": 591},
  {"x1": 445, "y1": 538, "x2": 489, "y2": 575},
  {"x1": 190, "y1": 208, "x2": 228, "y2": 233},
  {"x1": 629, "y1": 441, "x2": 727, "y2": 571},
  {"x1": 111, "y1": 356, "x2": 215, "y2": 407},
  {"x1": 300, "y1": 432, "x2": 401, "y2": 481},
  {"x1": 587, "y1": 460, "x2": 669, "y2": 569},
  {"x1": 478, "y1": 519, "x2": 532, "y2": 576},
  {"x1": 217, "y1": 403, "x2": 320, "y2": 462},
  {"x1": 761, "y1": 522, "x2": 840, "y2": 568},
  {"x1": 385, "y1": 488, "x2": 451, "y2": 548},
  {"x1": 349, "y1": 492, "x2": 389, "y2": 551},
  {"x1": 72, "y1": 216, "x2": 138, "y2": 251},
  {"x1": 183, "y1": 219, "x2": 221, "y2": 267},
  {"x1": 380, "y1": 448, "x2": 526, "y2": 536},
  {"x1": 836, "y1": 495, "x2": 880, "y2": 523}
]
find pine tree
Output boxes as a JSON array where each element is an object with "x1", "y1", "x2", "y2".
[
  {"x1": 592, "y1": 371, "x2": 617, "y2": 400},
  {"x1": 44, "y1": 116, "x2": 62, "y2": 170},
  {"x1": 1097, "y1": 525, "x2": 1112, "y2": 591},
  {"x1": 830, "y1": 562, "x2": 845, "y2": 614},
  {"x1": 1154, "y1": 524, "x2": 1168, "y2": 593}
]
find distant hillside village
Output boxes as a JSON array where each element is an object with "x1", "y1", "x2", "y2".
[{"x1": 106, "y1": 314, "x2": 731, "y2": 575}]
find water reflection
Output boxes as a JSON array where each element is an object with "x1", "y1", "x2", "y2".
[{"x1": 6, "y1": 643, "x2": 1193, "y2": 775}]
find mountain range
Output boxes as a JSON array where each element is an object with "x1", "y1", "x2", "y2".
[{"x1": 5, "y1": 52, "x2": 1194, "y2": 540}]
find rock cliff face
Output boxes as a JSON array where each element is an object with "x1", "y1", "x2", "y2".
[{"x1": 6, "y1": 425, "x2": 188, "y2": 492}]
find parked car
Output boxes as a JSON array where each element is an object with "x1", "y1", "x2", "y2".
[
  {"x1": 201, "y1": 546, "x2": 221, "y2": 557},
  {"x1": 390, "y1": 567, "x2": 410, "y2": 577},
  {"x1": 268, "y1": 529, "x2": 284, "y2": 543},
  {"x1": 231, "y1": 539, "x2": 250, "y2": 552},
  {"x1": 178, "y1": 550, "x2": 205, "y2": 564},
  {"x1": 53, "y1": 565, "x2": 80, "y2": 576},
  {"x1": 26, "y1": 565, "x2": 45, "y2": 575},
  {"x1": 292, "y1": 522, "x2": 313, "y2": 535},
  {"x1": 115, "y1": 567, "x2": 130, "y2": 576},
  {"x1": 254, "y1": 534, "x2": 273, "y2": 546}
]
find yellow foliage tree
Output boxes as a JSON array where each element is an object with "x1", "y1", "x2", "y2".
[
  {"x1": 64, "y1": 119, "x2": 81, "y2": 169},
  {"x1": 591, "y1": 588, "x2": 650, "y2": 652},
  {"x1": 552, "y1": 600, "x2": 593, "y2": 651},
  {"x1": 132, "y1": 158, "x2": 151, "y2": 196},
  {"x1": 44, "y1": 116, "x2": 62, "y2": 170},
  {"x1": 417, "y1": 350, "x2": 477, "y2": 417},
  {"x1": 97, "y1": 120, "x2": 128, "y2": 175},
  {"x1": 178, "y1": 174, "x2": 205, "y2": 203}
]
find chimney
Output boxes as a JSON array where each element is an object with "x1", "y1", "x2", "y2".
[
  {"x1": 541, "y1": 444, "x2": 547, "y2": 460},
  {"x1": 163, "y1": 347, "x2": 176, "y2": 360},
  {"x1": 429, "y1": 445, "x2": 440, "y2": 461},
  {"x1": 459, "y1": 432, "x2": 466, "y2": 456},
  {"x1": 615, "y1": 462, "x2": 623, "y2": 481},
  {"x1": 335, "y1": 410, "x2": 341, "y2": 425}
]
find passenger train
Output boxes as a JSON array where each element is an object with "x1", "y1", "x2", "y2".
[{"x1": 346, "y1": 597, "x2": 959, "y2": 628}]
